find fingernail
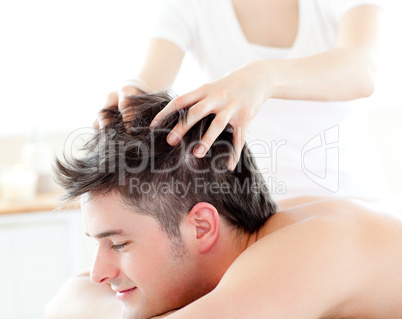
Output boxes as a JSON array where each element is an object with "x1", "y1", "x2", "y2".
[
  {"x1": 167, "y1": 133, "x2": 179, "y2": 145},
  {"x1": 194, "y1": 145, "x2": 206, "y2": 158}
]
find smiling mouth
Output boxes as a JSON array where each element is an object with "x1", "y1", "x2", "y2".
[{"x1": 116, "y1": 287, "x2": 137, "y2": 301}]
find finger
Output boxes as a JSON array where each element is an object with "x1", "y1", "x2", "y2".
[
  {"x1": 93, "y1": 119, "x2": 99, "y2": 129},
  {"x1": 118, "y1": 85, "x2": 143, "y2": 112},
  {"x1": 193, "y1": 113, "x2": 231, "y2": 158},
  {"x1": 95, "y1": 91, "x2": 119, "y2": 129},
  {"x1": 150, "y1": 86, "x2": 208, "y2": 128},
  {"x1": 166, "y1": 100, "x2": 213, "y2": 146},
  {"x1": 229, "y1": 123, "x2": 249, "y2": 171},
  {"x1": 118, "y1": 86, "x2": 144, "y2": 131},
  {"x1": 105, "y1": 90, "x2": 119, "y2": 108},
  {"x1": 96, "y1": 108, "x2": 114, "y2": 130}
]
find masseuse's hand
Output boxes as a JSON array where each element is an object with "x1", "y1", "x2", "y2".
[
  {"x1": 150, "y1": 61, "x2": 270, "y2": 170},
  {"x1": 95, "y1": 82, "x2": 146, "y2": 130}
]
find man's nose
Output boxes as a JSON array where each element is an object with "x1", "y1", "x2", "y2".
[{"x1": 90, "y1": 247, "x2": 119, "y2": 284}]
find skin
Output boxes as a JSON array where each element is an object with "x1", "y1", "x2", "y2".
[
  {"x1": 169, "y1": 199, "x2": 402, "y2": 319},
  {"x1": 45, "y1": 195, "x2": 402, "y2": 319},
  {"x1": 80, "y1": 192, "x2": 245, "y2": 319},
  {"x1": 98, "y1": 1, "x2": 383, "y2": 168}
]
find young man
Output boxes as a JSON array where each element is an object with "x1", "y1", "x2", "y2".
[{"x1": 47, "y1": 92, "x2": 402, "y2": 319}]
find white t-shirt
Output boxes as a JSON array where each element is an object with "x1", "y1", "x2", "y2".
[{"x1": 152, "y1": 0, "x2": 387, "y2": 200}]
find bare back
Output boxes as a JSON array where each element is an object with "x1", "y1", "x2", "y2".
[
  {"x1": 173, "y1": 198, "x2": 402, "y2": 318},
  {"x1": 259, "y1": 198, "x2": 402, "y2": 318}
]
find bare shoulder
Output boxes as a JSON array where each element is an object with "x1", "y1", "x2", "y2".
[
  {"x1": 225, "y1": 198, "x2": 402, "y2": 318},
  {"x1": 274, "y1": 197, "x2": 402, "y2": 230},
  {"x1": 174, "y1": 199, "x2": 402, "y2": 319}
]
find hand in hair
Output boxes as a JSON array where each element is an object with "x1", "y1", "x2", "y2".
[
  {"x1": 95, "y1": 79, "x2": 149, "y2": 130},
  {"x1": 149, "y1": 61, "x2": 270, "y2": 171}
]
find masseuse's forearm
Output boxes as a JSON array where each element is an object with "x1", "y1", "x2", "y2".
[
  {"x1": 261, "y1": 47, "x2": 377, "y2": 102},
  {"x1": 136, "y1": 39, "x2": 185, "y2": 92}
]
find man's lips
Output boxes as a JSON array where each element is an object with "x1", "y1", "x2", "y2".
[{"x1": 114, "y1": 287, "x2": 137, "y2": 301}]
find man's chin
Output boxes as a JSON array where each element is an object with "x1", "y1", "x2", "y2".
[
  {"x1": 121, "y1": 303, "x2": 165, "y2": 319},
  {"x1": 122, "y1": 303, "x2": 142, "y2": 319},
  {"x1": 122, "y1": 306, "x2": 142, "y2": 319}
]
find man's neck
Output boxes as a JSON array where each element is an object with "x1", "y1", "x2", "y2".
[
  {"x1": 242, "y1": 211, "x2": 286, "y2": 251},
  {"x1": 243, "y1": 230, "x2": 259, "y2": 250},
  {"x1": 202, "y1": 217, "x2": 278, "y2": 293}
]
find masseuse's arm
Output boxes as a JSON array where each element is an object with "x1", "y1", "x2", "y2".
[
  {"x1": 150, "y1": 5, "x2": 383, "y2": 168},
  {"x1": 44, "y1": 271, "x2": 122, "y2": 319}
]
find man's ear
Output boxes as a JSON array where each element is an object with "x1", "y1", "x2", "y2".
[{"x1": 185, "y1": 202, "x2": 220, "y2": 253}]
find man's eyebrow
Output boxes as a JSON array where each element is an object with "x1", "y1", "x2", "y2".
[{"x1": 85, "y1": 229, "x2": 128, "y2": 239}]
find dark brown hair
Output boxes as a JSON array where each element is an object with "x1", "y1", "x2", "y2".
[{"x1": 54, "y1": 92, "x2": 277, "y2": 238}]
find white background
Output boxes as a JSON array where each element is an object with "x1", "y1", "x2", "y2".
[
  {"x1": 0, "y1": 0, "x2": 401, "y2": 136},
  {"x1": 0, "y1": 3, "x2": 400, "y2": 317},
  {"x1": 0, "y1": 0, "x2": 203, "y2": 136}
]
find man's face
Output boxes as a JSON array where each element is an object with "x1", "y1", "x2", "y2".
[{"x1": 82, "y1": 192, "x2": 204, "y2": 319}]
